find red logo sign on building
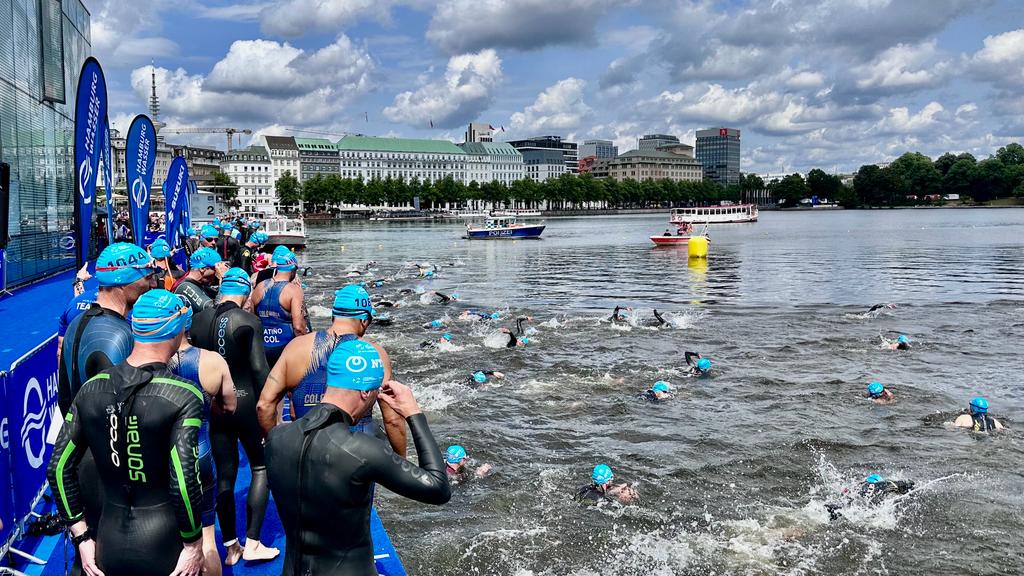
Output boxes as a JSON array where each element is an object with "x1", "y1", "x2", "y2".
[{"x1": 719, "y1": 128, "x2": 728, "y2": 137}]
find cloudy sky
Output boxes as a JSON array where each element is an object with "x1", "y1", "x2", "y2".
[{"x1": 89, "y1": 0, "x2": 1024, "y2": 175}]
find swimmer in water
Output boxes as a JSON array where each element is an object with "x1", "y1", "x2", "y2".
[
  {"x1": 610, "y1": 306, "x2": 630, "y2": 323},
  {"x1": 467, "y1": 370, "x2": 505, "y2": 387},
  {"x1": 424, "y1": 319, "x2": 447, "y2": 329},
  {"x1": 867, "y1": 303, "x2": 896, "y2": 314},
  {"x1": 866, "y1": 381, "x2": 895, "y2": 404},
  {"x1": 685, "y1": 351, "x2": 712, "y2": 376},
  {"x1": 444, "y1": 445, "x2": 493, "y2": 485},
  {"x1": 421, "y1": 333, "x2": 453, "y2": 349},
  {"x1": 500, "y1": 317, "x2": 532, "y2": 347},
  {"x1": 953, "y1": 397, "x2": 1004, "y2": 432},
  {"x1": 459, "y1": 310, "x2": 499, "y2": 322},
  {"x1": 640, "y1": 381, "x2": 672, "y2": 402},
  {"x1": 575, "y1": 464, "x2": 638, "y2": 504},
  {"x1": 641, "y1": 309, "x2": 667, "y2": 327},
  {"x1": 374, "y1": 312, "x2": 394, "y2": 327},
  {"x1": 826, "y1": 473, "x2": 915, "y2": 520},
  {"x1": 888, "y1": 334, "x2": 911, "y2": 350},
  {"x1": 429, "y1": 291, "x2": 457, "y2": 304}
]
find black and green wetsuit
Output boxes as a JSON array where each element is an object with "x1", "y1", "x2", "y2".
[{"x1": 47, "y1": 362, "x2": 204, "y2": 576}]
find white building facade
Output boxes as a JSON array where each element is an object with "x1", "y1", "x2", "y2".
[
  {"x1": 336, "y1": 135, "x2": 467, "y2": 184},
  {"x1": 220, "y1": 145, "x2": 275, "y2": 214},
  {"x1": 457, "y1": 142, "x2": 525, "y2": 186}
]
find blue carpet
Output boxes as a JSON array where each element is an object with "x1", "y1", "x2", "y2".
[{"x1": 0, "y1": 270, "x2": 77, "y2": 369}]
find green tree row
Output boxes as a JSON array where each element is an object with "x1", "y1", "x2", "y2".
[
  {"x1": 275, "y1": 171, "x2": 745, "y2": 213},
  {"x1": 765, "y1": 143, "x2": 1024, "y2": 208}
]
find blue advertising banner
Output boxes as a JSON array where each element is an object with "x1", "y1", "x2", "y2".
[
  {"x1": 72, "y1": 57, "x2": 108, "y2": 268},
  {"x1": 164, "y1": 156, "x2": 189, "y2": 250},
  {"x1": 4, "y1": 337, "x2": 59, "y2": 522},
  {"x1": 102, "y1": 115, "x2": 115, "y2": 244},
  {"x1": 0, "y1": 369, "x2": 14, "y2": 546},
  {"x1": 125, "y1": 114, "x2": 156, "y2": 247}
]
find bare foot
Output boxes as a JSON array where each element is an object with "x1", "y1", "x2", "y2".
[
  {"x1": 243, "y1": 540, "x2": 280, "y2": 562},
  {"x1": 224, "y1": 541, "x2": 243, "y2": 566}
]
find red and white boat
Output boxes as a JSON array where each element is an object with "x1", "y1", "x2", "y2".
[
  {"x1": 670, "y1": 203, "x2": 758, "y2": 224},
  {"x1": 650, "y1": 222, "x2": 705, "y2": 246}
]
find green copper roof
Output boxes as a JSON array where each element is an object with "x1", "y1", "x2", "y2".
[
  {"x1": 336, "y1": 135, "x2": 465, "y2": 154},
  {"x1": 295, "y1": 137, "x2": 336, "y2": 150},
  {"x1": 458, "y1": 142, "x2": 522, "y2": 157}
]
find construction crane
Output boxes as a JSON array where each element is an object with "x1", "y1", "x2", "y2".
[{"x1": 161, "y1": 127, "x2": 253, "y2": 151}]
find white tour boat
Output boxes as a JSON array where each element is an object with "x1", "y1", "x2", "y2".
[{"x1": 670, "y1": 203, "x2": 758, "y2": 224}]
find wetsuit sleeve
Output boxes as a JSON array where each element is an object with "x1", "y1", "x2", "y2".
[
  {"x1": 168, "y1": 396, "x2": 204, "y2": 543},
  {"x1": 359, "y1": 414, "x2": 450, "y2": 505},
  {"x1": 46, "y1": 402, "x2": 88, "y2": 525},
  {"x1": 684, "y1": 351, "x2": 699, "y2": 367},
  {"x1": 239, "y1": 314, "x2": 271, "y2": 396}
]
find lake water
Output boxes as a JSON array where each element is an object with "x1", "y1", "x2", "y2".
[{"x1": 299, "y1": 209, "x2": 1024, "y2": 575}]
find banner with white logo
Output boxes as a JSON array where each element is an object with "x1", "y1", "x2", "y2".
[
  {"x1": 102, "y1": 115, "x2": 115, "y2": 244},
  {"x1": 4, "y1": 336, "x2": 59, "y2": 520},
  {"x1": 125, "y1": 114, "x2": 156, "y2": 247},
  {"x1": 164, "y1": 156, "x2": 189, "y2": 250},
  {"x1": 72, "y1": 57, "x2": 108, "y2": 268}
]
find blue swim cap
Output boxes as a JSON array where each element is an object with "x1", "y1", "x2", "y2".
[
  {"x1": 867, "y1": 381, "x2": 884, "y2": 398},
  {"x1": 148, "y1": 238, "x2": 171, "y2": 259},
  {"x1": 229, "y1": 228, "x2": 241, "y2": 240},
  {"x1": 490, "y1": 312, "x2": 501, "y2": 320},
  {"x1": 592, "y1": 464, "x2": 614, "y2": 485},
  {"x1": 520, "y1": 336, "x2": 530, "y2": 344},
  {"x1": 697, "y1": 358, "x2": 712, "y2": 371},
  {"x1": 446, "y1": 445, "x2": 467, "y2": 464},
  {"x1": 95, "y1": 243, "x2": 155, "y2": 287},
  {"x1": 430, "y1": 319, "x2": 443, "y2": 328},
  {"x1": 425, "y1": 270, "x2": 434, "y2": 278},
  {"x1": 272, "y1": 246, "x2": 297, "y2": 272},
  {"x1": 250, "y1": 231, "x2": 268, "y2": 245},
  {"x1": 187, "y1": 226, "x2": 198, "y2": 238},
  {"x1": 652, "y1": 381, "x2": 670, "y2": 394},
  {"x1": 251, "y1": 220, "x2": 261, "y2": 229},
  {"x1": 472, "y1": 371, "x2": 487, "y2": 384},
  {"x1": 326, "y1": 339, "x2": 384, "y2": 391},
  {"x1": 212, "y1": 218, "x2": 222, "y2": 229},
  {"x1": 969, "y1": 397, "x2": 988, "y2": 414},
  {"x1": 189, "y1": 247, "x2": 221, "y2": 270},
  {"x1": 442, "y1": 333, "x2": 452, "y2": 342},
  {"x1": 897, "y1": 335, "x2": 909, "y2": 344},
  {"x1": 333, "y1": 284, "x2": 376, "y2": 318},
  {"x1": 201, "y1": 224, "x2": 219, "y2": 239},
  {"x1": 865, "y1": 473, "x2": 883, "y2": 484},
  {"x1": 374, "y1": 280, "x2": 384, "y2": 288},
  {"x1": 131, "y1": 290, "x2": 192, "y2": 343},
  {"x1": 450, "y1": 293, "x2": 460, "y2": 300},
  {"x1": 219, "y1": 268, "x2": 252, "y2": 296}
]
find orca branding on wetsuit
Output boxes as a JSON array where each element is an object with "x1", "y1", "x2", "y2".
[
  {"x1": 236, "y1": 245, "x2": 255, "y2": 273},
  {"x1": 172, "y1": 277, "x2": 214, "y2": 312},
  {"x1": 58, "y1": 290, "x2": 98, "y2": 339},
  {"x1": 189, "y1": 301, "x2": 272, "y2": 545},
  {"x1": 266, "y1": 404, "x2": 450, "y2": 576},
  {"x1": 256, "y1": 280, "x2": 295, "y2": 365},
  {"x1": 971, "y1": 413, "x2": 997, "y2": 432},
  {"x1": 168, "y1": 347, "x2": 217, "y2": 527},
  {"x1": 292, "y1": 332, "x2": 375, "y2": 432},
  {"x1": 47, "y1": 363, "x2": 204, "y2": 576}
]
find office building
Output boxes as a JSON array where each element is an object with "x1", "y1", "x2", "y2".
[
  {"x1": 295, "y1": 137, "x2": 340, "y2": 181},
  {"x1": 521, "y1": 149, "x2": 567, "y2": 182},
  {"x1": 464, "y1": 122, "x2": 494, "y2": 143},
  {"x1": 0, "y1": 0, "x2": 91, "y2": 285},
  {"x1": 638, "y1": 134, "x2": 679, "y2": 151},
  {"x1": 579, "y1": 139, "x2": 618, "y2": 160},
  {"x1": 220, "y1": 146, "x2": 274, "y2": 213},
  {"x1": 458, "y1": 142, "x2": 524, "y2": 186},
  {"x1": 695, "y1": 127, "x2": 741, "y2": 187},
  {"x1": 336, "y1": 135, "x2": 466, "y2": 184},
  {"x1": 595, "y1": 146, "x2": 703, "y2": 183},
  {"x1": 507, "y1": 136, "x2": 578, "y2": 174}
]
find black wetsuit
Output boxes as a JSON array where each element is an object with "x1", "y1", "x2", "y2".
[
  {"x1": 236, "y1": 244, "x2": 256, "y2": 274},
  {"x1": 58, "y1": 304, "x2": 132, "y2": 574},
  {"x1": 639, "y1": 390, "x2": 667, "y2": 402},
  {"x1": 467, "y1": 371, "x2": 498, "y2": 387},
  {"x1": 266, "y1": 404, "x2": 450, "y2": 576},
  {"x1": 254, "y1": 268, "x2": 275, "y2": 286},
  {"x1": 896, "y1": 342, "x2": 911, "y2": 351},
  {"x1": 213, "y1": 236, "x2": 241, "y2": 264},
  {"x1": 611, "y1": 306, "x2": 627, "y2": 323},
  {"x1": 47, "y1": 363, "x2": 203, "y2": 576},
  {"x1": 173, "y1": 276, "x2": 214, "y2": 312},
  {"x1": 970, "y1": 413, "x2": 998, "y2": 433},
  {"x1": 574, "y1": 483, "x2": 608, "y2": 503},
  {"x1": 684, "y1": 351, "x2": 706, "y2": 375},
  {"x1": 504, "y1": 317, "x2": 529, "y2": 348},
  {"x1": 190, "y1": 301, "x2": 271, "y2": 544},
  {"x1": 434, "y1": 292, "x2": 453, "y2": 304},
  {"x1": 826, "y1": 480, "x2": 915, "y2": 520}
]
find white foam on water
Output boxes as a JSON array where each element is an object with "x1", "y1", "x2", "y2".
[
  {"x1": 483, "y1": 331, "x2": 512, "y2": 348},
  {"x1": 415, "y1": 381, "x2": 469, "y2": 411},
  {"x1": 308, "y1": 305, "x2": 332, "y2": 318}
]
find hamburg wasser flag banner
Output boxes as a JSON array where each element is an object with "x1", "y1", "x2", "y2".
[
  {"x1": 125, "y1": 114, "x2": 157, "y2": 246},
  {"x1": 102, "y1": 115, "x2": 114, "y2": 243},
  {"x1": 164, "y1": 156, "x2": 189, "y2": 249},
  {"x1": 72, "y1": 57, "x2": 108, "y2": 267}
]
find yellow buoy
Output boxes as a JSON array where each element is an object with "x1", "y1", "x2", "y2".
[{"x1": 688, "y1": 235, "x2": 709, "y2": 258}]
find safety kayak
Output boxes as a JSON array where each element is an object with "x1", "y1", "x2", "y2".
[{"x1": 372, "y1": 508, "x2": 407, "y2": 575}]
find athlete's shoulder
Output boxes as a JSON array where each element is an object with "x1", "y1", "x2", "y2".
[{"x1": 147, "y1": 371, "x2": 206, "y2": 403}]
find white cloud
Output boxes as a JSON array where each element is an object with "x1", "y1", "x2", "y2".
[
  {"x1": 874, "y1": 102, "x2": 945, "y2": 134},
  {"x1": 258, "y1": 0, "x2": 398, "y2": 37},
  {"x1": 786, "y1": 71, "x2": 826, "y2": 90},
  {"x1": 383, "y1": 50, "x2": 503, "y2": 129},
  {"x1": 968, "y1": 28, "x2": 1024, "y2": 87},
  {"x1": 87, "y1": 0, "x2": 177, "y2": 66},
  {"x1": 509, "y1": 78, "x2": 592, "y2": 135},
  {"x1": 427, "y1": 0, "x2": 612, "y2": 54},
  {"x1": 128, "y1": 34, "x2": 374, "y2": 129},
  {"x1": 852, "y1": 41, "x2": 951, "y2": 93},
  {"x1": 197, "y1": 2, "x2": 270, "y2": 22}
]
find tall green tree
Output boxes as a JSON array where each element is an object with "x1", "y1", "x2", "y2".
[
  {"x1": 774, "y1": 173, "x2": 810, "y2": 207},
  {"x1": 888, "y1": 152, "x2": 941, "y2": 199},
  {"x1": 275, "y1": 170, "x2": 301, "y2": 212},
  {"x1": 996, "y1": 142, "x2": 1024, "y2": 166},
  {"x1": 806, "y1": 168, "x2": 842, "y2": 201},
  {"x1": 211, "y1": 170, "x2": 240, "y2": 207}
]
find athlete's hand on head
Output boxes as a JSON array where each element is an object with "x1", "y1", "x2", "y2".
[
  {"x1": 169, "y1": 540, "x2": 204, "y2": 576},
  {"x1": 79, "y1": 539, "x2": 105, "y2": 576},
  {"x1": 378, "y1": 380, "x2": 422, "y2": 418}
]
